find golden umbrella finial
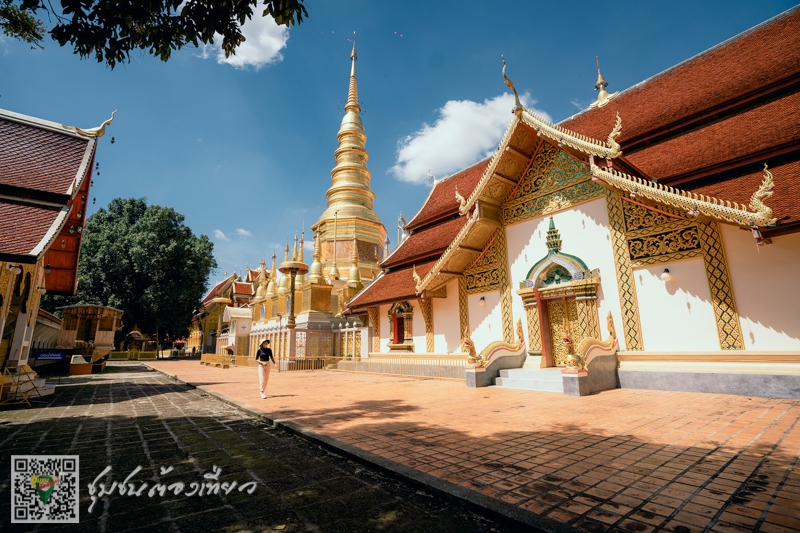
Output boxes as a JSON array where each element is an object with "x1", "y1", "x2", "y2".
[{"x1": 590, "y1": 56, "x2": 619, "y2": 109}]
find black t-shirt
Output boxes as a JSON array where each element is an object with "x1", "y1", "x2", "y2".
[{"x1": 256, "y1": 347, "x2": 275, "y2": 363}]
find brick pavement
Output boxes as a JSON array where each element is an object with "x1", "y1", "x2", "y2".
[
  {"x1": 149, "y1": 360, "x2": 800, "y2": 533},
  {"x1": 0, "y1": 364, "x2": 505, "y2": 532}
]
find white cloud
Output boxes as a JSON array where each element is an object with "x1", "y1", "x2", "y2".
[
  {"x1": 213, "y1": 229, "x2": 228, "y2": 240},
  {"x1": 199, "y1": 14, "x2": 289, "y2": 69},
  {"x1": 389, "y1": 92, "x2": 550, "y2": 184},
  {"x1": 236, "y1": 228, "x2": 252, "y2": 238}
]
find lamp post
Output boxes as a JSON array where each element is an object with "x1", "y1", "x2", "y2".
[
  {"x1": 276, "y1": 313, "x2": 283, "y2": 372},
  {"x1": 278, "y1": 248, "x2": 309, "y2": 334}
]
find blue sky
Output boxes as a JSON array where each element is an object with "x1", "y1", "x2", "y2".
[{"x1": 1, "y1": 0, "x2": 794, "y2": 286}]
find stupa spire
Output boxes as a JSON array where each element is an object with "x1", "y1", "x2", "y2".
[{"x1": 311, "y1": 35, "x2": 387, "y2": 282}]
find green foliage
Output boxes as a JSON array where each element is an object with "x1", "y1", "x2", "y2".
[
  {"x1": 42, "y1": 198, "x2": 217, "y2": 342},
  {"x1": 0, "y1": 0, "x2": 45, "y2": 48},
  {"x1": 2, "y1": 0, "x2": 307, "y2": 68}
]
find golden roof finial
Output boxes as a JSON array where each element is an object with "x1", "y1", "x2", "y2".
[
  {"x1": 284, "y1": 240, "x2": 290, "y2": 262},
  {"x1": 62, "y1": 110, "x2": 117, "y2": 138},
  {"x1": 292, "y1": 232, "x2": 299, "y2": 261},
  {"x1": 501, "y1": 55, "x2": 522, "y2": 115},
  {"x1": 590, "y1": 56, "x2": 619, "y2": 109}
]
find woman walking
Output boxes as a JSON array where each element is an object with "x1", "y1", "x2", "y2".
[{"x1": 256, "y1": 339, "x2": 275, "y2": 399}]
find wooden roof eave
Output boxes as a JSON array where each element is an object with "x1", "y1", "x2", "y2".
[{"x1": 415, "y1": 202, "x2": 501, "y2": 294}]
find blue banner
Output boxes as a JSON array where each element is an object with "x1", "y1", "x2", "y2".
[{"x1": 35, "y1": 351, "x2": 66, "y2": 361}]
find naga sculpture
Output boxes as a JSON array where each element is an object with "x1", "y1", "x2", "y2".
[
  {"x1": 463, "y1": 319, "x2": 525, "y2": 368},
  {"x1": 455, "y1": 186, "x2": 467, "y2": 211},
  {"x1": 606, "y1": 113, "x2": 623, "y2": 156},
  {"x1": 591, "y1": 162, "x2": 777, "y2": 228},
  {"x1": 566, "y1": 311, "x2": 618, "y2": 370}
]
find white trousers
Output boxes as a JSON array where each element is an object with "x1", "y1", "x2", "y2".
[{"x1": 258, "y1": 362, "x2": 271, "y2": 394}]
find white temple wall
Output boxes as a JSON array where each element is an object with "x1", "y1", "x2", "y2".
[
  {"x1": 634, "y1": 258, "x2": 720, "y2": 351},
  {"x1": 411, "y1": 301, "x2": 426, "y2": 351},
  {"x1": 378, "y1": 304, "x2": 391, "y2": 353},
  {"x1": 432, "y1": 279, "x2": 461, "y2": 353},
  {"x1": 468, "y1": 290, "x2": 502, "y2": 350},
  {"x1": 504, "y1": 197, "x2": 627, "y2": 350},
  {"x1": 721, "y1": 225, "x2": 800, "y2": 350}
]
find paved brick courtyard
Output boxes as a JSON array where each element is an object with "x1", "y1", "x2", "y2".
[
  {"x1": 0, "y1": 364, "x2": 504, "y2": 532},
  {"x1": 148, "y1": 360, "x2": 800, "y2": 533}
]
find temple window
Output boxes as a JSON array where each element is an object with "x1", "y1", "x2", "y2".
[{"x1": 387, "y1": 301, "x2": 414, "y2": 352}]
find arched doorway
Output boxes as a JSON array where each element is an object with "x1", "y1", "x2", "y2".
[{"x1": 517, "y1": 217, "x2": 602, "y2": 367}]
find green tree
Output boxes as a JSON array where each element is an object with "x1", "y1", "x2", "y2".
[
  {"x1": 0, "y1": 0, "x2": 307, "y2": 68},
  {"x1": 42, "y1": 198, "x2": 217, "y2": 345}
]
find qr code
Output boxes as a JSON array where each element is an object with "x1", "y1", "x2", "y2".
[{"x1": 11, "y1": 455, "x2": 79, "y2": 523}]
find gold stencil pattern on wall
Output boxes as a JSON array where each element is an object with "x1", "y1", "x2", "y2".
[
  {"x1": 698, "y1": 221, "x2": 744, "y2": 350},
  {"x1": 368, "y1": 307, "x2": 380, "y2": 352},
  {"x1": 575, "y1": 298, "x2": 601, "y2": 341},
  {"x1": 628, "y1": 226, "x2": 701, "y2": 261},
  {"x1": 524, "y1": 304, "x2": 542, "y2": 353},
  {"x1": 464, "y1": 231, "x2": 502, "y2": 294},
  {"x1": 496, "y1": 229, "x2": 514, "y2": 344},
  {"x1": 458, "y1": 277, "x2": 470, "y2": 342},
  {"x1": 622, "y1": 200, "x2": 674, "y2": 231},
  {"x1": 605, "y1": 190, "x2": 643, "y2": 350},
  {"x1": 419, "y1": 298, "x2": 434, "y2": 352}
]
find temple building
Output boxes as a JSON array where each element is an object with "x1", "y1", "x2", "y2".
[
  {"x1": 0, "y1": 107, "x2": 112, "y2": 392},
  {"x1": 343, "y1": 8, "x2": 800, "y2": 397}
]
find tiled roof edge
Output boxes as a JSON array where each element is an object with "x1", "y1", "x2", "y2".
[
  {"x1": 30, "y1": 206, "x2": 71, "y2": 258},
  {"x1": 0, "y1": 107, "x2": 94, "y2": 140},
  {"x1": 560, "y1": 5, "x2": 800, "y2": 125},
  {"x1": 405, "y1": 157, "x2": 492, "y2": 230}
]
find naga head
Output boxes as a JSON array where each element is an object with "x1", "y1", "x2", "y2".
[
  {"x1": 749, "y1": 164, "x2": 777, "y2": 226},
  {"x1": 752, "y1": 164, "x2": 775, "y2": 203}
]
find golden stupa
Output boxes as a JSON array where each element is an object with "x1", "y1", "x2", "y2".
[{"x1": 311, "y1": 34, "x2": 387, "y2": 282}]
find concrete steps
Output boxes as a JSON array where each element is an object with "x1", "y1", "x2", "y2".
[{"x1": 494, "y1": 367, "x2": 564, "y2": 393}]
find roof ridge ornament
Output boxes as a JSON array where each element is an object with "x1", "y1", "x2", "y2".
[
  {"x1": 590, "y1": 57, "x2": 619, "y2": 109},
  {"x1": 501, "y1": 55, "x2": 523, "y2": 115},
  {"x1": 62, "y1": 110, "x2": 117, "y2": 138}
]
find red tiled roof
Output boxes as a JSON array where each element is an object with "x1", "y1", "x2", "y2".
[
  {"x1": 687, "y1": 158, "x2": 800, "y2": 224},
  {"x1": 383, "y1": 216, "x2": 466, "y2": 269},
  {"x1": 405, "y1": 159, "x2": 489, "y2": 230},
  {"x1": 626, "y1": 91, "x2": 800, "y2": 181},
  {"x1": 561, "y1": 9, "x2": 800, "y2": 144},
  {"x1": 202, "y1": 279, "x2": 229, "y2": 303},
  {"x1": 347, "y1": 260, "x2": 437, "y2": 311},
  {"x1": 233, "y1": 282, "x2": 254, "y2": 295},
  {"x1": 0, "y1": 118, "x2": 91, "y2": 194},
  {"x1": 0, "y1": 202, "x2": 61, "y2": 256}
]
